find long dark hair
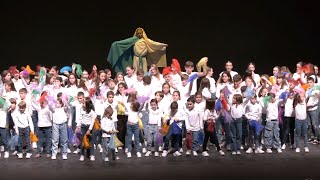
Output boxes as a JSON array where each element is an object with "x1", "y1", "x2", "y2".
[
  {"x1": 293, "y1": 92, "x2": 304, "y2": 109},
  {"x1": 205, "y1": 98, "x2": 216, "y2": 111},
  {"x1": 170, "y1": 101, "x2": 178, "y2": 117},
  {"x1": 83, "y1": 97, "x2": 95, "y2": 113}
]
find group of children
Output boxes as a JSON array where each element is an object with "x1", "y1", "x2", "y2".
[{"x1": 0, "y1": 59, "x2": 319, "y2": 162}]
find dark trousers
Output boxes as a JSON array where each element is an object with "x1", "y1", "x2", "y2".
[
  {"x1": 164, "y1": 125, "x2": 180, "y2": 152},
  {"x1": 282, "y1": 117, "x2": 295, "y2": 145},
  {"x1": 17, "y1": 127, "x2": 31, "y2": 153},
  {"x1": 80, "y1": 125, "x2": 94, "y2": 156},
  {"x1": 117, "y1": 115, "x2": 128, "y2": 146},
  {"x1": 37, "y1": 126, "x2": 52, "y2": 154},
  {"x1": 203, "y1": 122, "x2": 221, "y2": 152}
]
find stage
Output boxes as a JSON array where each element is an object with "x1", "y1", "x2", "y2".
[{"x1": 1, "y1": 143, "x2": 319, "y2": 180}]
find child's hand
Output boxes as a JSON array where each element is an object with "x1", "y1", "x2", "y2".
[
  {"x1": 163, "y1": 119, "x2": 167, "y2": 125},
  {"x1": 86, "y1": 130, "x2": 91, "y2": 135},
  {"x1": 92, "y1": 65, "x2": 97, "y2": 71},
  {"x1": 113, "y1": 130, "x2": 119, "y2": 133}
]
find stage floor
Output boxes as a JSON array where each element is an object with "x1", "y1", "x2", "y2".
[{"x1": 1, "y1": 143, "x2": 319, "y2": 180}]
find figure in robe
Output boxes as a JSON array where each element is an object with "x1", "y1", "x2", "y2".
[{"x1": 107, "y1": 27, "x2": 168, "y2": 74}]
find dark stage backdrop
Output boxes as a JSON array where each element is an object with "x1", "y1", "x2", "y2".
[{"x1": 1, "y1": 1, "x2": 319, "y2": 79}]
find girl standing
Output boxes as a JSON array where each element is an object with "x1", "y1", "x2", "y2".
[
  {"x1": 293, "y1": 92, "x2": 309, "y2": 153},
  {"x1": 202, "y1": 98, "x2": 225, "y2": 156},
  {"x1": 76, "y1": 97, "x2": 97, "y2": 161}
]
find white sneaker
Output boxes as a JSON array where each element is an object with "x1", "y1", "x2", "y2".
[
  {"x1": 90, "y1": 155, "x2": 95, "y2": 161},
  {"x1": 145, "y1": 151, "x2": 152, "y2": 157},
  {"x1": 51, "y1": 155, "x2": 56, "y2": 160},
  {"x1": 99, "y1": 148, "x2": 103, "y2": 153},
  {"x1": 73, "y1": 149, "x2": 81, "y2": 154},
  {"x1": 277, "y1": 148, "x2": 282, "y2": 153},
  {"x1": 173, "y1": 151, "x2": 182, "y2": 156},
  {"x1": 186, "y1": 150, "x2": 191, "y2": 155},
  {"x1": 32, "y1": 142, "x2": 37, "y2": 149},
  {"x1": 142, "y1": 148, "x2": 147, "y2": 154},
  {"x1": 158, "y1": 146, "x2": 163, "y2": 152},
  {"x1": 236, "y1": 151, "x2": 241, "y2": 155},
  {"x1": 154, "y1": 152, "x2": 159, "y2": 157},
  {"x1": 12, "y1": 151, "x2": 18, "y2": 156},
  {"x1": 127, "y1": 152, "x2": 132, "y2": 158},
  {"x1": 4, "y1": 151, "x2": 9, "y2": 158},
  {"x1": 136, "y1": 152, "x2": 142, "y2": 158},
  {"x1": 192, "y1": 151, "x2": 198, "y2": 156},
  {"x1": 67, "y1": 148, "x2": 71, "y2": 153},
  {"x1": 79, "y1": 155, "x2": 84, "y2": 161},
  {"x1": 232, "y1": 151, "x2": 236, "y2": 155},
  {"x1": 219, "y1": 150, "x2": 225, "y2": 156},
  {"x1": 125, "y1": 148, "x2": 128, "y2": 153},
  {"x1": 104, "y1": 157, "x2": 109, "y2": 162},
  {"x1": 246, "y1": 148, "x2": 253, "y2": 154},
  {"x1": 304, "y1": 147, "x2": 309, "y2": 153},
  {"x1": 116, "y1": 156, "x2": 120, "y2": 160},
  {"x1": 62, "y1": 155, "x2": 67, "y2": 160},
  {"x1": 17, "y1": 153, "x2": 23, "y2": 159},
  {"x1": 26, "y1": 153, "x2": 32, "y2": 159},
  {"x1": 115, "y1": 148, "x2": 118, "y2": 153},
  {"x1": 94, "y1": 144, "x2": 96, "y2": 150},
  {"x1": 118, "y1": 147, "x2": 123, "y2": 150},
  {"x1": 0, "y1": 145, "x2": 4, "y2": 152},
  {"x1": 97, "y1": 144, "x2": 102, "y2": 150},
  {"x1": 240, "y1": 145, "x2": 244, "y2": 150},
  {"x1": 259, "y1": 145, "x2": 263, "y2": 150},
  {"x1": 266, "y1": 148, "x2": 272, "y2": 153},
  {"x1": 202, "y1": 151, "x2": 209, "y2": 157},
  {"x1": 179, "y1": 148, "x2": 183, "y2": 153},
  {"x1": 255, "y1": 148, "x2": 265, "y2": 154},
  {"x1": 161, "y1": 150, "x2": 168, "y2": 157},
  {"x1": 295, "y1": 148, "x2": 300, "y2": 153},
  {"x1": 281, "y1": 144, "x2": 286, "y2": 150}
]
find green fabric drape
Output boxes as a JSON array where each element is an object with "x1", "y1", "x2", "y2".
[{"x1": 107, "y1": 36, "x2": 139, "y2": 73}]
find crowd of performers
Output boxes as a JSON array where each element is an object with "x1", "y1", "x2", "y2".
[{"x1": 0, "y1": 58, "x2": 320, "y2": 162}]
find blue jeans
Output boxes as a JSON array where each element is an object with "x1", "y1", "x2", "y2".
[
  {"x1": 216, "y1": 115, "x2": 231, "y2": 145},
  {"x1": 126, "y1": 123, "x2": 140, "y2": 153},
  {"x1": 71, "y1": 106, "x2": 76, "y2": 129},
  {"x1": 307, "y1": 110, "x2": 319, "y2": 140},
  {"x1": 191, "y1": 131, "x2": 199, "y2": 151},
  {"x1": 102, "y1": 137, "x2": 115, "y2": 159},
  {"x1": 37, "y1": 126, "x2": 52, "y2": 154},
  {"x1": 52, "y1": 122, "x2": 68, "y2": 156},
  {"x1": 80, "y1": 125, "x2": 94, "y2": 156},
  {"x1": 146, "y1": 124, "x2": 159, "y2": 151},
  {"x1": 18, "y1": 127, "x2": 31, "y2": 153},
  {"x1": 295, "y1": 119, "x2": 308, "y2": 148},
  {"x1": 164, "y1": 124, "x2": 180, "y2": 152},
  {"x1": 248, "y1": 121, "x2": 260, "y2": 148},
  {"x1": 32, "y1": 110, "x2": 39, "y2": 136},
  {"x1": 0, "y1": 128, "x2": 8, "y2": 152},
  {"x1": 230, "y1": 118, "x2": 242, "y2": 151},
  {"x1": 264, "y1": 121, "x2": 280, "y2": 149}
]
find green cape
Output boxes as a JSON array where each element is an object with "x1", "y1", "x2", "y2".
[{"x1": 107, "y1": 36, "x2": 139, "y2": 73}]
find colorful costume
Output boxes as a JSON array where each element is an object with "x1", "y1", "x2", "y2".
[{"x1": 107, "y1": 28, "x2": 167, "y2": 73}]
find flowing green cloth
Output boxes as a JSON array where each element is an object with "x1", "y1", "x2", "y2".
[{"x1": 107, "y1": 36, "x2": 139, "y2": 73}]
